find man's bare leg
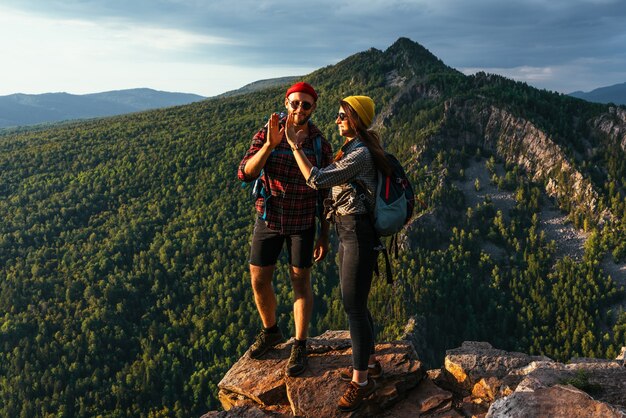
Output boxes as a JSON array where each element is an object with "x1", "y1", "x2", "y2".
[{"x1": 290, "y1": 266, "x2": 312, "y2": 340}]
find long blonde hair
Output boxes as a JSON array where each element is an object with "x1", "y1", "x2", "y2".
[{"x1": 334, "y1": 100, "x2": 391, "y2": 176}]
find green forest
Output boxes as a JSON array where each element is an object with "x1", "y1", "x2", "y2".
[{"x1": 1, "y1": 38, "x2": 624, "y2": 417}]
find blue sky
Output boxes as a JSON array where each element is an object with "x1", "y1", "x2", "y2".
[{"x1": 1, "y1": 0, "x2": 625, "y2": 97}]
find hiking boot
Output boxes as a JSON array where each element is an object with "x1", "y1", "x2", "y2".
[
  {"x1": 286, "y1": 344, "x2": 308, "y2": 377},
  {"x1": 249, "y1": 328, "x2": 285, "y2": 359},
  {"x1": 340, "y1": 360, "x2": 383, "y2": 381},
  {"x1": 337, "y1": 379, "x2": 377, "y2": 412}
]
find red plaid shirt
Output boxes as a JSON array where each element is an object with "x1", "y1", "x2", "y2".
[{"x1": 238, "y1": 121, "x2": 333, "y2": 234}]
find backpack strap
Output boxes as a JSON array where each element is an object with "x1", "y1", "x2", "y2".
[
  {"x1": 373, "y1": 240, "x2": 394, "y2": 284},
  {"x1": 314, "y1": 135, "x2": 322, "y2": 167},
  {"x1": 258, "y1": 169, "x2": 271, "y2": 220},
  {"x1": 313, "y1": 135, "x2": 325, "y2": 221}
]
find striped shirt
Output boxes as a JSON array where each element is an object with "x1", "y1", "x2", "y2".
[
  {"x1": 238, "y1": 121, "x2": 333, "y2": 234},
  {"x1": 306, "y1": 138, "x2": 377, "y2": 217}
]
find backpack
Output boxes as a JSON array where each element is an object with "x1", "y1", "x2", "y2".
[
  {"x1": 371, "y1": 153, "x2": 415, "y2": 236},
  {"x1": 352, "y1": 146, "x2": 414, "y2": 236},
  {"x1": 352, "y1": 146, "x2": 415, "y2": 283}
]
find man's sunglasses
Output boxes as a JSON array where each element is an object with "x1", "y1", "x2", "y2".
[
  {"x1": 336, "y1": 112, "x2": 347, "y2": 121},
  {"x1": 288, "y1": 99, "x2": 313, "y2": 111}
]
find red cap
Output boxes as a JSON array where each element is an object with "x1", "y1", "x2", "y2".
[{"x1": 285, "y1": 81, "x2": 318, "y2": 102}]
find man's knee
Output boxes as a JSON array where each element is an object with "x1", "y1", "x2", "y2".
[
  {"x1": 250, "y1": 265, "x2": 275, "y2": 288},
  {"x1": 290, "y1": 267, "x2": 311, "y2": 294}
]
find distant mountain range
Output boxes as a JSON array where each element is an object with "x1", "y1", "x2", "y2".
[
  {"x1": 214, "y1": 76, "x2": 300, "y2": 98},
  {"x1": 569, "y1": 82, "x2": 626, "y2": 105},
  {"x1": 3, "y1": 78, "x2": 623, "y2": 130},
  {"x1": 0, "y1": 88, "x2": 206, "y2": 128}
]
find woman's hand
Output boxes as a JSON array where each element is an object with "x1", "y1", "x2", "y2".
[{"x1": 285, "y1": 113, "x2": 307, "y2": 148}]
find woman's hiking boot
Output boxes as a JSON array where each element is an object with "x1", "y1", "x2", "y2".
[
  {"x1": 339, "y1": 360, "x2": 383, "y2": 381},
  {"x1": 286, "y1": 344, "x2": 308, "y2": 377},
  {"x1": 249, "y1": 328, "x2": 285, "y2": 359},
  {"x1": 337, "y1": 379, "x2": 377, "y2": 412}
]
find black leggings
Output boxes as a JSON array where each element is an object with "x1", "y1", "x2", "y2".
[{"x1": 335, "y1": 214, "x2": 377, "y2": 371}]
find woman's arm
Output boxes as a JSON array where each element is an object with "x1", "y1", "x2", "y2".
[
  {"x1": 285, "y1": 113, "x2": 314, "y2": 178},
  {"x1": 285, "y1": 114, "x2": 371, "y2": 189}
]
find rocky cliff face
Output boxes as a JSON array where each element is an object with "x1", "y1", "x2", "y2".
[
  {"x1": 435, "y1": 100, "x2": 604, "y2": 218},
  {"x1": 202, "y1": 331, "x2": 625, "y2": 417},
  {"x1": 591, "y1": 106, "x2": 626, "y2": 153}
]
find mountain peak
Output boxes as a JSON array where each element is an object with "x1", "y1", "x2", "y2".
[{"x1": 384, "y1": 37, "x2": 452, "y2": 75}]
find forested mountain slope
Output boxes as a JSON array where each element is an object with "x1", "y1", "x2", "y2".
[{"x1": 0, "y1": 37, "x2": 624, "y2": 417}]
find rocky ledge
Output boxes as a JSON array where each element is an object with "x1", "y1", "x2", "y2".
[{"x1": 202, "y1": 332, "x2": 626, "y2": 418}]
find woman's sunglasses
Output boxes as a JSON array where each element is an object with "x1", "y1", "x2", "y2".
[
  {"x1": 288, "y1": 99, "x2": 313, "y2": 111},
  {"x1": 336, "y1": 112, "x2": 347, "y2": 121}
]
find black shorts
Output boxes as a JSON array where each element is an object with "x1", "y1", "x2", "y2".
[{"x1": 249, "y1": 218, "x2": 315, "y2": 268}]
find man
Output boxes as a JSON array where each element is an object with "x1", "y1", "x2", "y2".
[{"x1": 237, "y1": 82, "x2": 333, "y2": 376}]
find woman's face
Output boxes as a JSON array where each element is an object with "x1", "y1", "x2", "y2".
[{"x1": 336, "y1": 106, "x2": 356, "y2": 138}]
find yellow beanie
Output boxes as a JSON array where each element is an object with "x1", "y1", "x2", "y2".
[{"x1": 342, "y1": 95, "x2": 375, "y2": 128}]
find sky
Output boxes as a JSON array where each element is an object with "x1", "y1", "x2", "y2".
[{"x1": 1, "y1": 0, "x2": 625, "y2": 97}]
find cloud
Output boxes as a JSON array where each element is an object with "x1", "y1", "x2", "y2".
[
  {"x1": 1, "y1": 0, "x2": 625, "y2": 95},
  {"x1": 0, "y1": 5, "x2": 252, "y2": 94}
]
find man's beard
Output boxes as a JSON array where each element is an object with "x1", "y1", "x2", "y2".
[{"x1": 293, "y1": 113, "x2": 310, "y2": 126}]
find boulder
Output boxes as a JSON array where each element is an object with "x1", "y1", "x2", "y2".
[
  {"x1": 486, "y1": 384, "x2": 626, "y2": 418},
  {"x1": 443, "y1": 341, "x2": 550, "y2": 393},
  {"x1": 440, "y1": 342, "x2": 626, "y2": 417},
  {"x1": 216, "y1": 330, "x2": 425, "y2": 417}
]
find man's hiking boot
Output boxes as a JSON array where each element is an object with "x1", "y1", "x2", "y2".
[
  {"x1": 249, "y1": 328, "x2": 285, "y2": 359},
  {"x1": 339, "y1": 360, "x2": 383, "y2": 381},
  {"x1": 286, "y1": 344, "x2": 308, "y2": 377},
  {"x1": 337, "y1": 379, "x2": 377, "y2": 412}
]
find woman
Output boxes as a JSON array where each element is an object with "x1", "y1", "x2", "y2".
[{"x1": 282, "y1": 95, "x2": 391, "y2": 412}]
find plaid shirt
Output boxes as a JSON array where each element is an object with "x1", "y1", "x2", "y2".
[{"x1": 238, "y1": 121, "x2": 333, "y2": 234}]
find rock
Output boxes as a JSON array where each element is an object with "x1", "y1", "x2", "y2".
[
  {"x1": 216, "y1": 330, "x2": 425, "y2": 417},
  {"x1": 217, "y1": 340, "x2": 291, "y2": 408},
  {"x1": 471, "y1": 376, "x2": 502, "y2": 402},
  {"x1": 200, "y1": 405, "x2": 287, "y2": 418},
  {"x1": 420, "y1": 399, "x2": 455, "y2": 416},
  {"x1": 413, "y1": 378, "x2": 454, "y2": 413},
  {"x1": 427, "y1": 367, "x2": 464, "y2": 395},
  {"x1": 444, "y1": 341, "x2": 550, "y2": 393},
  {"x1": 592, "y1": 107, "x2": 626, "y2": 153},
  {"x1": 400, "y1": 315, "x2": 431, "y2": 363},
  {"x1": 486, "y1": 384, "x2": 626, "y2": 418},
  {"x1": 422, "y1": 408, "x2": 464, "y2": 418},
  {"x1": 378, "y1": 378, "x2": 452, "y2": 417},
  {"x1": 439, "y1": 342, "x2": 626, "y2": 416},
  {"x1": 458, "y1": 397, "x2": 489, "y2": 418},
  {"x1": 511, "y1": 360, "x2": 626, "y2": 410},
  {"x1": 617, "y1": 346, "x2": 626, "y2": 366},
  {"x1": 206, "y1": 338, "x2": 626, "y2": 417}
]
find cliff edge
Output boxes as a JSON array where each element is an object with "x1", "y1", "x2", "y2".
[{"x1": 202, "y1": 331, "x2": 626, "y2": 417}]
